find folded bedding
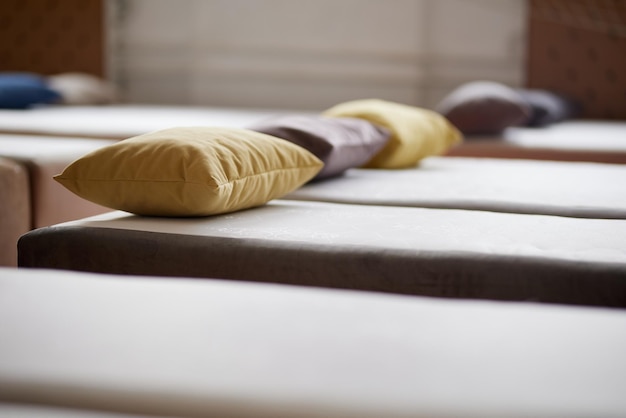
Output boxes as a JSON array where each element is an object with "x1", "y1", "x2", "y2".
[
  {"x1": 2, "y1": 267, "x2": 626, "y2": 417},
  {"x1": 286, "y1": 156, "x2": 626, "y2": 219},
  {"x1": 18, "y1": 201, "x2": 626, "y2": 307}
]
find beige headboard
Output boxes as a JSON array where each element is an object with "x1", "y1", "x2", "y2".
[
  {"x1": 0, "y1": 0, "x2": 105, "y2": 77},
  {"x1": 526, "y1": 0, "x2": 626, "y2": 120}
]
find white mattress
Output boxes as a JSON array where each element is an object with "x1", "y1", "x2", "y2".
[
  {"x1": 18, "y1": 201, "x2": 626, "y2": 307},
  {"x1": 286, "y1": 156, "x2": 626, "y2": 219},
  {"x1": 1, "y1": 267, "x2": 625, "y2": 418},
  {"x1": 445, "y1": 120, "x2": 626, "y2": 164},
  {"x1": 38, "y1": 201, "x2": 626, "y2": 264},
  {"x1": 0, "y1": 104, "x2": 309, "y2": 138},
  {"x1": 0, "y1": 133, "x2": 116, "y2": 161},
  {"x1": 505, "y1": 120, "x2": 626, "y2": 152}
]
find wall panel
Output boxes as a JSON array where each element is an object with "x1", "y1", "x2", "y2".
[
  {"x1": 526, "y1": 0, "x2": 626, "y2": 119},
  {"x1": 0, "y1": 0, "x2": 105, "y2": 77},
  {"x1": 111, "y1": 0, "x2": 526, "y2": 110}
]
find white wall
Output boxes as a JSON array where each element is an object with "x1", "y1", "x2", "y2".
[{"x1": 108, "y1": 0, "x2": 527, "y2": 110}]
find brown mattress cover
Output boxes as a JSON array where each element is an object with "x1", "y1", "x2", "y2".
[
  {"x1": 446, "y1": 139, "x2": 626, "y2": 164},
  {"x1": 18, "y1": 202, "x2": 626, "y2": 308},
  {"x1": 0, "y1": 157, "x2": 30, "y2": 266},
  {"x1": 0, "y1": 135, "x2": 116, "y2": 228}
]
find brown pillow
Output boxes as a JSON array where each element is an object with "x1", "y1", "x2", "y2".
[
  {"x1": 436, "y1": 81, "x2": 531, "y2": 135},
  {"x1": 249, "y1": 115, "x2": 390, "y2": 179}
]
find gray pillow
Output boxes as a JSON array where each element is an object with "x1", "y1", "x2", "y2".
[{"x1": 249, "y1": 115, "x2": 390, "y2": 179}]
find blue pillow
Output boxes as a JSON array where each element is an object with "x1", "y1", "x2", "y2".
[{"x1": 0, "y1": 73, "x2": 61, "y2": 109}]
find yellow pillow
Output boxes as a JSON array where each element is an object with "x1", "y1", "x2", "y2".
[
  {"x1": 55, "y1": 127, "x2": 323, "y2": 216},
  {"x1": 324, "y1": 99, "x2": 462, "y2": 168}
]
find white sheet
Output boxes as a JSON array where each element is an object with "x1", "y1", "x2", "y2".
[
  {"x1": 0, "y1": 134, "x2": 116, "y2": 160},
  {"x1": 0, "y1": 104, "x2": 310, "y2": 138},
  {"x1": 54, "y1": 202, "x2": 626, "y2": 264},
  {"x1": 286, "y1": 156, "x2": 626, "y2": 219},
  {"x1": 505, "y1": 120, "x2": 626, "y2": 152},
  {"x1": 1, "y1": 267, "x2": 626, "y2": 418}
]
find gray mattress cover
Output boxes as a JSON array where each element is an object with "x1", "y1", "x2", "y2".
[
  {"x1": 286, "y1": 157, "x2": 626, "y2": 219},
  {"x1": 1, "y1": 267, "x2": 626, "y2": 418},
  {"x1": 18, "y1": 201, "x2": 626, "y2": 307}
]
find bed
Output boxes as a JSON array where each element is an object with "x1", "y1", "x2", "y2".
[
  {"x1": 0, "y1": 134, "x2": 117, "y2": 266},
  {"x1": 1, "y1": 267, "x2": 625, "y2": 418},
  {"x1": 6, "y1": 118, "x2": 624, "y2": 268},
  {"x1": 18, "y1": 200, "x2": 626, "y2": 308},
  {"x1": 0, "y1": 102, "x2": 311, "y2": 267},
  {"x1": 14, "y1": 120, "x2": 626, "y2": 306}
]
